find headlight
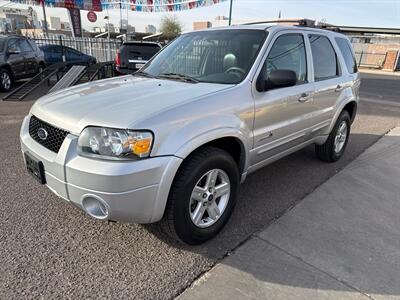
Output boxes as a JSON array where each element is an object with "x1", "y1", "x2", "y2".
[{"x1": 78, "y1": 127, "x2": 153, "y2": 160}]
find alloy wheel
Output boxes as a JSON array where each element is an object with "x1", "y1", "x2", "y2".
[
  {"x1": 1, "y1": 71, "x2": 11, "y2": 90},
  {"x1": 189, "y1": 169, "x2": 231, "y2": 228},
  {"x1": 334, "y1": 121, "x2": 348, "y2": 153}
]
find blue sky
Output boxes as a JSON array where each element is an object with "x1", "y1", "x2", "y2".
[{"x1": 2, "y1": 0, "x2": 400, "y2": 31}]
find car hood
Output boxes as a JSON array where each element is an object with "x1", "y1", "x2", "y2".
[{"x1": 31, "y1": 75, "x2": 232, "y2": 134}]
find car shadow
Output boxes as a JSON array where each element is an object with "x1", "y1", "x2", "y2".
[{"x1": 145, "y1": 130, "x2": 400, "y2": 297}]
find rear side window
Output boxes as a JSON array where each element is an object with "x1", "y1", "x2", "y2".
[
  {"x1": 18, "y1": 39, "x2": 33, "y2": 52},
  {"x1": 335, "y1": 37, "x2": 357, "y2": 74},
  {"x1": 265, "y1": 34, "x2": 307, "y2": 84},
  {"x1": 28, "y1": 40, "x2": 40, "y2": 52},
  {"x1": 7, "y1": 39, "x2": 21, "y2": 53},
  {"x1": 309, "y1": 35, "x2": 338, "y2": 81}
]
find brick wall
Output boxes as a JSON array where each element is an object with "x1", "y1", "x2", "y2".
[{"x1": 382, "y1": 50, "x2": 399, "y2": 71}]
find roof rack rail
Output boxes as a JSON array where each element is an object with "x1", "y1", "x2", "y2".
[{"x1": 242, "y1": 19, "x2": 316, "y2": 27}]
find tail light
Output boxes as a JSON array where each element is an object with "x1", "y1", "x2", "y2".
[{"x1": 115, "y1": 50, "x2": 121, "y2": 67}]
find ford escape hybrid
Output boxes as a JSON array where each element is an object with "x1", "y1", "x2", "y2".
[{"x1": 20, "y1": 25, "x2": 360, "y2": 244}]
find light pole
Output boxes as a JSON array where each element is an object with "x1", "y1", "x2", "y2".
[
  {"x1": 41, "y1": 1, "x2": 48, "y2": 35},
  {"x1": 228, "y1": 0, "x2": 233, "y2": 26},
  {"x1": 104, "y1": 12, "x2": 111, "y2": 61}
]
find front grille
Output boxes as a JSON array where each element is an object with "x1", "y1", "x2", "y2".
[{"x1": 29, "y1": 115, "x2": 69, "y2": 153}]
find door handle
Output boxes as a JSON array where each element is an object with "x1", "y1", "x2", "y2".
[
  {"x1": 298, "y1": 93, "x2": 311, "y2": 103},
  {"x1": 335, "y1": 85, "x2": 344, "y2": 92}
]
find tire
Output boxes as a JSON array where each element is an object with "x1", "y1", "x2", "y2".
[
  {"x1": 158, "y1": 146, "x2": 240, "y2": 245},
  {"x1": 315, "y1": 110, "x2": 351, "y2": 162},
  {"x1": 38, "y1": 63, "x2": 46, "y2": 80},
  {"x1": 38, "y1": 62, "x2": 46, "y2": 73},
  {"x1": 0, "y1": 68, "x2": 13, "y2": 92}
]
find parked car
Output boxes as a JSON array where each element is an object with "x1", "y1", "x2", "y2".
[
  {"x1": 39, "y1": 45, "x2": 96, "y2": 65},
  {"x1": 0, "y1": 35, "x2": 45, "y2": 92},
  {"x1": 115, "y1": 41, "x2": 162, "y2": 74},
  {"x1": 20, "y1": 25, "x2": 360, "y2": 244}
]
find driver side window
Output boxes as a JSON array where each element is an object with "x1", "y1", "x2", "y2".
[
  {"x1": 7, "y1": 39, "x2": 21, "y2": 53},
  {"x1": 264, "y1": 34, "x2": 307, "y2": 84}
]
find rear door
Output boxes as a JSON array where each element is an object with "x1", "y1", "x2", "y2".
[
  {"x1": 18, "y1": 38, "x2": 38, "y2": 75},
  {"x1": 307, "y1": 34, "x2": 344, "y2": 135},
  {"x1": 6, "y1": 38, "x2": 25, "y2": 78},
  {"x1": 334, "y1": 36, "x2": 360, "y2": 100},
  {"x1": 251, "y1": 31, "x2": 315, "y2": 166}
]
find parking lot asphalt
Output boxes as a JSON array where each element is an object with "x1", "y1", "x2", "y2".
[{"x1": 0, "y1": 73, "x2": 399, "y2": 300}]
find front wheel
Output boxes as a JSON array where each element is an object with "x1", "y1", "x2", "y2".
[
  {"x1": 315, "y1": 110, "x2": 351, "y2": 162},
  {"x1": 158, "y1": 146, "x2": 239, "y2": 245},
  {"x1": 0, "y1": 68, "x2": 13, "y2": 92}
]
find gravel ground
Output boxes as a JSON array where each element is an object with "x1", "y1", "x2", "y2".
[{"x1": 0, "y1": 73, "x2": 399, "y2": 299}]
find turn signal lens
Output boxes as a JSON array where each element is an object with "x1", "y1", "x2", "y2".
[{"x1": 131, "y1": 137, "x2": 152, "y2": 156}]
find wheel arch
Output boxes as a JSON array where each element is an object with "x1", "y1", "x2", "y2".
[
  {"x1": 343, "y1": 101, "x2": 357, "y2": 124},
  {"x1": 0, "y1": 64, "x2": 13, "y2": 78},
  {"x1": 174, "y1": 129, "x2": 250, "y2": 177},
  {"x1": 328, "y1": 98, "x2": 358, "y2": 133}
]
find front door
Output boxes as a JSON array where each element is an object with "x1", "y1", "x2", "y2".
[
  {"x1": 18, "y1": 38, "x2": 38, "y2": 76},
  {"x1": 250, "y1": 32, "x2": 315, "y2": 168},
  {"x1": 6, "y1": 39, "x2": 25, "y2": 78}
]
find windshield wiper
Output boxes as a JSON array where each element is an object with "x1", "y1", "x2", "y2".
[
  {"x1": 134, "y1": 71, "x2": 156, "y2": 78},
  {"x1": 158, "y1": 72, "x2": 199, "y2": 83}
]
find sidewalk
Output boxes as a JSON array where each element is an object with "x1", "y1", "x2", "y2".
[
  {"x1": 179, "y1": 127, "x2": 400, "y2": 300},
  {"x1": 359, "y1": 68, "x2": 400, "y2": 76}
]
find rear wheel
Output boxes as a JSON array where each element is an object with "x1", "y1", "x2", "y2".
[
  {"x1": 315, "y1": 111, "x2": 351, "y2": 162},
  {"x1": 0, "y1": 68, "x2": 12, "y2": 92},
  {"x1": 158, "y1": 146, "x2": 239, "y2": 245},
  {"x1": 38, "y1": 62, "x2": 46, "y2": 73}
]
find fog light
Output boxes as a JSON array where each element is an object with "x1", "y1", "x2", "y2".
[{"x1": 82, "y1": 196, "x2": 109, "y2": 219}]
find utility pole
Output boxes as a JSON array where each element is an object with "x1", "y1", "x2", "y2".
[
  {"x1": 105, "y1": 10, "x2": 111, "y2": 61},
  {"x1": 119, "y1": 1, "x2": 122, "y2": 32},
  {"x1": 41, "y1": 1, "x2": 48, "y2": 35},
  {"x1": 228, "y1": 0, "x2": 233, "y2": 26}
]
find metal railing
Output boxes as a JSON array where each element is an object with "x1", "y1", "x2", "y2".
[
  {"x1": 26, "y1": 35, "x2": 122, "y2": 62},
  {"x1": 355, "y1": 51, "x2": 387, "y2": 69}
]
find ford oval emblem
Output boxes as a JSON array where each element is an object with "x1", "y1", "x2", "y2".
[{"x1": 37, "y1": 128, "x2": 48, "y2": 140}]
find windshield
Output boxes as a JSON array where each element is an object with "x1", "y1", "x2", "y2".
[{"x1": 141, "y1": 29, "x2": 267, "y2": 84}]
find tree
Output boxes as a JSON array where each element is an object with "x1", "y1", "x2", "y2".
[{"x1": 159, "y1": 15, "x2": 182, "y2": 41}]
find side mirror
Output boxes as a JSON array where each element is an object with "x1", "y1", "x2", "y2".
[{"x1": 256, "y1": 70, "x2": 297, "y2": 92}]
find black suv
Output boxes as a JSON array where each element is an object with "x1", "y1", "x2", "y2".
[
  {"x1": 0, "y1": 35, "x2": 45, "y2": 92},
  {"x1": 115, "y1": 41, "x2": 162, "y2": 74}
]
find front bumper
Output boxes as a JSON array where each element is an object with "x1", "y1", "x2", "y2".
[{"x1": 20, "y1": 116, "x2": 182, "y2": 223}]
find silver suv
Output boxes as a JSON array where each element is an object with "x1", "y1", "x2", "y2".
[{"x1": 20, "y1": 25, "x2": 360, "y2": 244}]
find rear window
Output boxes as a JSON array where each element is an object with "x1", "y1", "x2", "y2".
[
  {"x1": 309, "y1": 35, "x2": 339, "y2": 81},
  {"x1": 335, "y1": 37, "x2": 357, "y2": 74},
  {"x1": 121, "y1": 43, "x2": 161, "y2": 60}
]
